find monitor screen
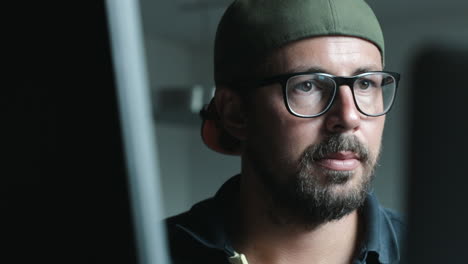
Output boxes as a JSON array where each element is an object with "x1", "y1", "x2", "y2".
[
  {"x1": 4, "y1": 1, "x2": 168, "y2": 263},
  {"x1": 403, "y1": 45, "x2": 468, "y2": 263}
]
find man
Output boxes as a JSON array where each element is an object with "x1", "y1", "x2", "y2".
[{"x1": 166, "y1": 0, "x2": 404, "y2": 263}]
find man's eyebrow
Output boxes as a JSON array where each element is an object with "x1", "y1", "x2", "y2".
[
  {"x1": 285, "y1": 66, "x2": 329, "y2": 74},
  {"x1": 352, "y1": 66, "x2": 381, "y2": 75},
  {"x1": 286, "y1": 65, "x2": 382, "y2": 75}
]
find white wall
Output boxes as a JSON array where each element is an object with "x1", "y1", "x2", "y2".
[
  {"x1": 144, "y1": 36, "x2": 192, "y2": 217},
  {"x1": 145, "y1": 35, "x2": 239, "y2": 217}
]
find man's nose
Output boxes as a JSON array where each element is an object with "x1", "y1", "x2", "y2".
[{"x1": 324, "y1": 85, "x2": 361, "y2": 133}]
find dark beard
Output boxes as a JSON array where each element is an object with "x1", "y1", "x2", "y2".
[{"x1": 252, "y1": 134, "x2": 377, "y2": 228}]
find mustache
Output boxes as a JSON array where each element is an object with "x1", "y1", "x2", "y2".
[{"x1": 303, "y1": 134, "x2": 370, "y2": 163}]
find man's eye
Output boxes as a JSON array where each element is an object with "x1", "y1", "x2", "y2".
[
  {"x1": 357, "y1": 79, "x2": 374, "y2": 90},
  {"x1": 382, "y1": 76, "x2": 394, "y2": 86},
  {"x1": 294, "y1": 81, "x2": 315, "y2": 92}
]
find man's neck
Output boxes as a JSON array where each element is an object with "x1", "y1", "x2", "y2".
[{"x1": 231, "y1": 171, "x2": 362, "y2": 264}]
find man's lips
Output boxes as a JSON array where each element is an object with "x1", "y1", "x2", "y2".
[{"x1": 315, "y1": 151, "x2": 360, "y2": 171}]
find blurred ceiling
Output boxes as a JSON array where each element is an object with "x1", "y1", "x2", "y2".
[{"x1": 140, "y1": 0, "x2": 468, "y2": 48}]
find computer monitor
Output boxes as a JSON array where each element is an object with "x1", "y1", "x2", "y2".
[
  {"x1": 4, "y1": 1, "x2": 168, "y2": 263},
  {"x1": 403, "y1": 45, "x2": 468, "y2": 263}
]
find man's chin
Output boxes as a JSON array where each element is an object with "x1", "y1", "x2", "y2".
[
  {"x1": 309, "y1": 166, "x2": 358, "y2": 185},
  {"x1": 314, "y1": 169, "x2": 369, "y2": 196},
  {"x1": 281, "y1": 167, "x2": 372, "y2": 225}
]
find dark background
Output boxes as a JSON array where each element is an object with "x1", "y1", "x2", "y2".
[
  {"x1": 4, "y1": 2, "x2": 137, "y2": 263},
  {"x1": 404, "y1": 46, "x2": 468, "y2": 263}
]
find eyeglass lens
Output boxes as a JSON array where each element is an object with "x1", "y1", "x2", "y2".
[{"x1": 285, "y1": 72, "x2": 396, "y2": 116}]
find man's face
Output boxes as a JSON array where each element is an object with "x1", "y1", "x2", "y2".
[{"x1": 243, "y1": 36, "x2": 385, "y2": 224}]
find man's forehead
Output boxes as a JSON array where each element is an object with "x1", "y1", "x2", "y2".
[{"x1": 264, "y1": 36, "x2": 383, "y2": 76}]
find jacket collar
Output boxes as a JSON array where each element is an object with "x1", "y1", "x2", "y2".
[
  {"x1": 175, "y1": 175, "x2": 240, "y2": 256},
  {"x1": 176, "y1": 175, "x2": 400, "y2": 263},
  {"x1": 360, "y1": 191, "x2": 401, "y2": 263}
]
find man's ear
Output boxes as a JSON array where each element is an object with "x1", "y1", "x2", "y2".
[{"x1": 214, "y1": 86, "x2": 248, "y2": 141}]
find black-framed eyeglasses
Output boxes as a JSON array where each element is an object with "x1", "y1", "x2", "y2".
[{"x1": 255, "y1": 71, "x2": 400, "y2": 118}]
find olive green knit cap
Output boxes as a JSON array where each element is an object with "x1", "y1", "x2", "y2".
[{"x1": 214, "y1": 0, "x2": 385, "y2": 85}]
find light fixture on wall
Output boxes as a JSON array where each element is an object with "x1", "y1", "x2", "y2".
[{"x1": 152, "y1": 85, "x2": 214, "y2": 125}]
